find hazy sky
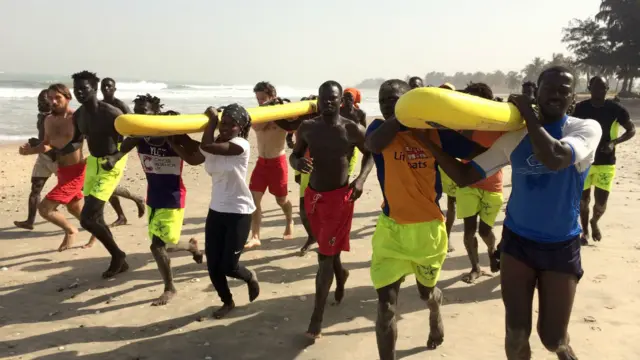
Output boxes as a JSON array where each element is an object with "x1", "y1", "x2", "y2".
[{"x1": 0, "y1": 0, "x2": 602, "y2": 86}]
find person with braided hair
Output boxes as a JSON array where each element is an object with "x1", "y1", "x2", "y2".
[
  {"x1": 100, "y1": 96, "x2": 205, "y2": 305},
  {"x1": 246, "y1": 81, "x2": 301, "y2": 249},
  {"x1": 200, "y1": 104, "x2": 260, "y2": 319}
]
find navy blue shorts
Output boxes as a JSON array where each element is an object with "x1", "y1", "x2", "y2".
[{"x1": 498, "y1": 226, "x2": 583, "y2": 280}]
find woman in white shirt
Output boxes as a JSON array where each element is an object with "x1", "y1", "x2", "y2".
[{"x1": 200, "y1": 104, "x2": 260, "y2": 319}]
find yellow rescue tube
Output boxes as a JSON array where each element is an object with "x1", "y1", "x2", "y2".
[
  {"x1": 395, "y1": 87, "x2": 525, "y2": 131},
  {"x1": 115, "y1": 100, "x2": 318, "y2": 136}
]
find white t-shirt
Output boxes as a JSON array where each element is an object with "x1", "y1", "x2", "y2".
[{"x1": 201, "y1": 137, "x2": 256, "y2": 214}]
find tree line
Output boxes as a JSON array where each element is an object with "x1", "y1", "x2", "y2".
[{"x1": 356, "y1": 1, "x2": 638, "y2": 97}]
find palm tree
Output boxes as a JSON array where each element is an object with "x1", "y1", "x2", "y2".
[
  {"x1": 521, "y1": 57, "x2": 547, "y2": 81},
  {"x1": 596, "y1": 0, "x2": 640, "y2": 93},
  {"x1": 505, "y1": 71, "x2": 523, "y2": 91}
]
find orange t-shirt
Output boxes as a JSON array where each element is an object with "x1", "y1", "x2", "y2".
[{"x1": 467, "y1": 131, "x2": 506, "y2": 193}]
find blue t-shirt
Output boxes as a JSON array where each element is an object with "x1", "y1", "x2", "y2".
[{"x1": 471, "y1": 116, "x2": 602, "y2": 243}]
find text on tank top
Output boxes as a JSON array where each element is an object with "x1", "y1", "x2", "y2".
[{"x1": 137, "y1": 139, "x2": 186, "y2": 209}]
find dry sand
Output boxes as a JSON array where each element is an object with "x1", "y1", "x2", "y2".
[{"x1": 1, "y1": 111, "x2": 640, "y2": 359}]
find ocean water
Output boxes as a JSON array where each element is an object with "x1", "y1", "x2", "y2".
[{"x1": 0, "y1": 74, "x2": 381, "y2": 142}]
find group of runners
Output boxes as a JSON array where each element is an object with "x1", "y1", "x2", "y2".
[{"x1": 14, "y1": 67, "x2": 635, "y2": 359}]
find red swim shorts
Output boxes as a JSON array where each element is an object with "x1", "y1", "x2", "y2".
[
  {"x1": 304, "y1": 185, "x2": 354, "y2": 256},
  {"x1": 249, "y1": 154, "x2": 288, "y2": 197},
  {"x1": 45, "y1": 161, "x2": 86, "y2": 205}
]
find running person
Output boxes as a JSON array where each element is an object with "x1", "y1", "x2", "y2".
[
  {"x1": 14, "y1": 90, "x2": 57, "y2": 230},
  {"x1": 200, "y1": 104, "x2": 260, "y2": 319},
  {"x1": 574, "y1": 76, "x2": 635, "y2": 244},
  {"x1": 107, "y1": 95, "x2": 204, "y2": 305},
  {"x1": 19, "y1": 84, "x2": 86, "y2": 251},
  {"x1": 455, "y1": 83, "x2": 505, "y2": 282},
  {"x1": 408, "y1": 76, "x2": 424, "y2": 89},
  {"x1": 100, "y1": 77, "x2": 146, "y2": 227},
  {"x1": 417, "y1": 66, "x2": 601, "y2": 359},
  {"x1": 246, "y1": 81, "x2": 299, "y2": 248},
  {"x1": 73, "y1": 70, "x2": 129, "y2": 278},
  {"x1": 290, "y1": 80, "x2": 374, "y2": 339},
  {"x1": 365, "y1": 79, "x2": 482, "y2": 359}
]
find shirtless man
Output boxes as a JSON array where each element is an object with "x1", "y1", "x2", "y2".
[
  {"x1": 575, "y1": 76, "x2": 635, "y2": 244},
  {"x1": 14, "y1": 90, "x2": 57, "y2": 230},
  {"x1": 408, "y1": 76, "x2": 424, "y2": 89},
  {"x1": 246, "y1": 81, "x2": 299, "y2": 248},
  {"x1": 18, "y1": 84, "x2": 86, "y2": 251},
  {"x1": 290, "y1": 80, "x2": 374, "y2": 339},
  {"x1": 72, "y1": 70, "x2": 129, "y2": 278},
  {"x1": 100, "y1": 77, "x2": 146, "y2": 227}
]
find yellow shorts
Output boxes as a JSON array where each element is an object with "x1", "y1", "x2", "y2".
[
  {"x1": 583, "y1": 165, "x2": 616, "y2": 192},
  {"x1": 83, "y1": 155, "x2": 127, "y2": 202},
  {"x1": 370, "y1": 214, "x2": 448, "y2": 289},
  {"x1": 439, "y1": 168, "x2": 458, "y2": 197},
  {"x1": 299, "y1": 172, "x2": 310, "y2": 198},
  {"x1": 348, "y1": 148, "x2": 359, "y2": 177},
  {"x1": 456, "y1": 187, "x2": 503, "y2": 226},
  {"x1": 148, "y1": 206, "x2": 185, "y2": 245}
]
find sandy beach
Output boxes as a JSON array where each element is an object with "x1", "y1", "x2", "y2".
[{"x1": 1, "y1": 109, "x2": 640, "y2": 359}]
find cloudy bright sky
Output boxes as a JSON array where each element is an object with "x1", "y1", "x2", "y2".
[{"x1": 0, "y1": 0, "x2": 602, "y2": 86}]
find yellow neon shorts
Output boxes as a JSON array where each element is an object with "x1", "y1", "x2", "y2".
[
  {"x1": 583, "y1": 165, "x2": 616, "y2": 192},
  {"x1": 348, "y1": 148, "x2": 359, "y2": 177},
  {"x1": 370, "y1": 214, "x2": 448, "y2": 289},
  {"x1": 83, "y1": 154, "x2": 128, "y2": 202},
  {"x1": 299, "y1": 172, "x2": 310, "y2": 198},
  {"x1": 456, "y1": 187, "x2": 504, "y2": 226},
  {"x1": 148, "y1": 206, "x2": 185, "y2": 245},
  {"x1": 439, "y1": 168, "x2": 458, "y2": 197}
]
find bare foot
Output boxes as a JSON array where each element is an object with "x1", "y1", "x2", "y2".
[
  {"x1": 427, "y1": 310, "x2": 444, "y2": 349},
  {"x1": 591, "y1": 219, "x2": 602, "y2": 242},
  {"x1": 306, "y1": 318, "x2": 323, "y2": 340},
  {"x1": 244, "y1": 238, "x2": 261, "y2": 249},
  {"x1": 332, "y1": 269, "x2": 349, "y2": 305},
  {"x1": 213, "y1": 302, "x2": 235, "y2": 319},
  {"x1": 189, "y1": 238, "x2": 204, "y2": 264},
  {"x1": 489, "y1": 250, "x2": 500, "y2": 273},
  {"x1": 135, "y1": 200, "x2": 146, "y2": 218},
  {"x1": 58, "y1": 230, "x2": 78, "y2": 252},
  {"x1": 151, "y1": 289, "x2": 176, "y2": 306},
  {"x1": 102, "y1": 254, "x2": 129, "y2": 279},
  {"x1": 283, "y1": 221, "x2": 294, "y2": 240},
  {"x1": 461, "y1": 269, "x2": 485, "y2": 284},
  {"x1": 14, "y1": 220, "x2": 34, "y2": 230},
  {"x1": 580, "y1": 233, "x2": 589, "y2": 246},
  {"x1": 299, "y1": 237, "x2": 316, "y2": 256},
  {"x1": 82, "y1": 236, "x2": 97, "y2": 249},
  {"x1": 247, "y1": 270, "x2": 260, "y2": 302},
  {"x1": 109, "y1": 217, "x2": 127, "y2": 228}
]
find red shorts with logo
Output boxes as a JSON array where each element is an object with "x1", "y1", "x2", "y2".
[
  {"x1": 45, "y1": 162, "x2": 86, "y2": 205},
  {"x1": 249, "y1": 154, "x2": 288, "y2": 197},
  {"x1": 304, "y1": 185, "x2": 354, "y2": 256}
]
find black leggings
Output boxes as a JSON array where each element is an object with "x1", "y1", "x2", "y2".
[{"x1": 205, "y1": 209, "x2": 253, "y2": 305}]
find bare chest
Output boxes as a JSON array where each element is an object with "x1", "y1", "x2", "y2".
[{"x1": 47, "y1": 115, "x2": 75, "y2": 148}]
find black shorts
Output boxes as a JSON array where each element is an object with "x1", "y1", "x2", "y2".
[{"x1": 499, "y1": 226, "x2": 583, "y2": 280}]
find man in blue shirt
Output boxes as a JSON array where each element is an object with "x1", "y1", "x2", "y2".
[{"x1": 413, "y1": 66, "x2": 601, "y2": 360}]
